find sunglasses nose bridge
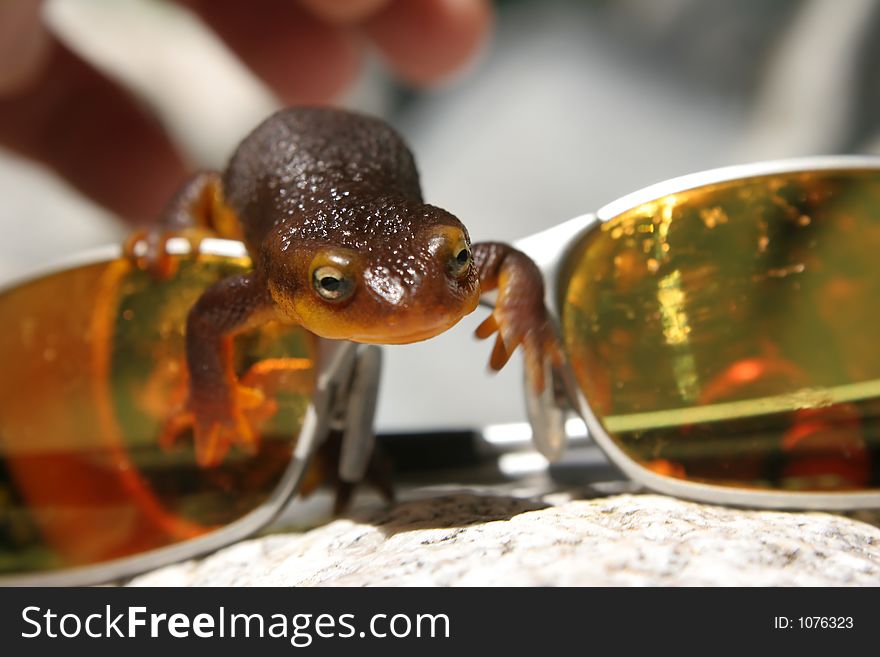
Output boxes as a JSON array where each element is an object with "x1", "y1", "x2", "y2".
[{"x1": 336, "y1": 345, "x2": 382, "y2": 484}]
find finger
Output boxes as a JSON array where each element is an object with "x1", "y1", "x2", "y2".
[
  {"x1": 0, "y1": 0, "x2": 51, "y2": 95},
  {"x1": 195, "y1": 423, "x2": 225, "y2": 468},
  {"x1": 523, "y1": 336, "x2": 546, "y2": 394},
  {"x1": 158, "y1": 411, "x2": 194, "y2": 451},
  {"x1": 489, "y1": 333, "x2": 513, "y2": 371},
  {"x1": 297, "y1": 0, "x2": 391, "y2": 24},
  {"x1": 365, "y1": 0, "x2": 492, "y2": 85},
  {"x1": 0, "y1": 41, "x2": 187, "y2": 223},
  {"x1": 474, "y1": 313, "x2": 499, "y2": 339},
  {"x1": 498, "y1": 322, "x2": 523, "y2": 355},
  {"x1": 186, "y1": 0, "x2": 362, "y2": 104}
]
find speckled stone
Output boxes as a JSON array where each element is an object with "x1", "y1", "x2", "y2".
[{"x1": 127, "y1": 493, "x2": 880, "y2": 586}]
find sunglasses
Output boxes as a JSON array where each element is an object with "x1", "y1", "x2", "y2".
[{"x1": 3, "y1": 155, "x2": 880, "y2": 585}]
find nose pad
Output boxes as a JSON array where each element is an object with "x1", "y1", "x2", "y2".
[
  {"x1": 524, "y1": 356, "x2": 573, "y2": 461},
  {"x1": 338, "y1": 345, "x2": 383, "y2": 483}
]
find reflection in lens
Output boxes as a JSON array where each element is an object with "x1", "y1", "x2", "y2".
[
  {"x1": 561, "y1": 170, "x2": 880, "y2": 492},
  {"x1": 0, "y1": 253, "x2": 316, "y2": 575}
]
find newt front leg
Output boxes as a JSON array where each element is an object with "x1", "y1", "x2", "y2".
[
  {"x1": 123, "y1": 171, "x2": 241, "y2": 279},
  {"x1": 471, "y1": 242, "x2": 562, "y2": 394},
  {"x1": 161, "y1": 271, "x2": 280, "y2": 467},
  {"x1": 129, "y1": 109, "x2": 569, "y2": 475}
]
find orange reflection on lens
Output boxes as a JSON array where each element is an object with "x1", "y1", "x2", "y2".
[
  {"x1": 0, "y1": 253, "x2": 317, "y2": 575},
  {"x1": 561, "y1": 170, "x2": 880, "y2": 493}
]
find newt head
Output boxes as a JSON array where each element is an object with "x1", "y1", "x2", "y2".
[{"x1": 261, "y1": 199, "x2": 481, "y2": 344}]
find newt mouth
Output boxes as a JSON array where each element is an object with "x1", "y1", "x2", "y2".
[
  {"x1": 346, "y1": 312, "x2": 471, "y2": 345},
  {"x1": 294, "y1": 284, "x2": 481, "y2": 345}
]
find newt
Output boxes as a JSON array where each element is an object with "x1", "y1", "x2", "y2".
[{"x1": 127, "y1": 107, "x2": 559, "y2": 467}]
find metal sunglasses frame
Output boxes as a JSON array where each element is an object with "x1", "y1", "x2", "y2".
[
  {"x1": 520, "y1": 154, "x2": 880, "y2": 512},
  {"x1": 3, "y1": 154, "x2": 880, "y2": 586},
  {"x1": 0, "y1": 239, "x2": 383, "y2": 587}
]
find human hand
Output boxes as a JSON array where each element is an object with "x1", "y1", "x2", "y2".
[{"x1": 0, "y1": 0, "x2": 492, "y2": 223}]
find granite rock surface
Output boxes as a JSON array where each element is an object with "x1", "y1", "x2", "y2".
[{"x1": 129, "y1": 493, "x2": 880, "y2": 586}]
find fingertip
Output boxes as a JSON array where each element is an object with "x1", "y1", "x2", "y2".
[
  {"x1": 189, "y1": 0, "x2": 363, "y2": 104},
  {"x1": 489, "y1": 333, "x2": 512, "y2": 371},
  {"x1": 526, "y1": 366, "x2": 546, "y2": 396},
  {"x1": 366, "y1": 0, "x2": 493, "y2": 86},
  {"x1": 523, "y1": 341, "x2": 547, "y2": 394},
  {"x1": 474, "y1": 313, "x2": 499, "y2": 339}
]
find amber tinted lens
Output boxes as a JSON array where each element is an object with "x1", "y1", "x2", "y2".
[
  {"x1": 0, "y1": 253, "x2": 317, "y2": 575},
  {"x1": 561, "y1": 169, "x2": 880, "y2": 492}
]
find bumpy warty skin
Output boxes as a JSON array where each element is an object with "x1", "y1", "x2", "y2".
[
  {"x1": 220, "y1": 107, "x2": 476, "y2": 312},
  {"x1": 222, "y1": 107, "x2": 427, "y2": 255}
]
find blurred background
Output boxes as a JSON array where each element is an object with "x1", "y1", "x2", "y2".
[{"x1": 1, "y1": 0, "x2": 878, "y2": 432}]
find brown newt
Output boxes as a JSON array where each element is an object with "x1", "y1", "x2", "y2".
[{"x1": 127, "y1": 106, "x2": 559, "y2": 467}]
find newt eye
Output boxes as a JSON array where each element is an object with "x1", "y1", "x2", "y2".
[
  {"x1": 313, "y1": 265, "x2": 353, "y2": 301},
  {"x1": 449, "y1": 243, "x2": 472, "y2": 278}
]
